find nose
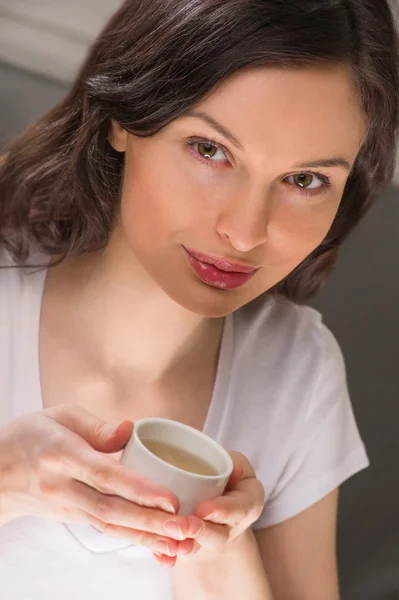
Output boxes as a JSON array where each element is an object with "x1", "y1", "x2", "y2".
[{"x1": 215, "y1": 182, "x2": 270, "y2": 253}]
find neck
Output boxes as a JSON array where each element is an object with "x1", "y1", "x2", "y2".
[{"x1": 47, "y1": 237, "x2": 224, "y2": 387}]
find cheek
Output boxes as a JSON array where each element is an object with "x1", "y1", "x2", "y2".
[
  {"x1": 119, "y1": 161, "x2": 187, "y2": 244},
  {"x1": 268, "y1": 197, "x2": 340, "y2": 266},
  {"x1": 119, "y1": 149, "x2": 223, "y2": 239}
]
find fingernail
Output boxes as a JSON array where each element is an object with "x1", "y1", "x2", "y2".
[
  {"x1": 164, "y1": 521, "x2": 185, "y2": 540},
  {"x1": 188, "y1": 517, "x2": 205, "y2": 538},
  {"x1": 204, "y1": 512, "x2": 218, "y2": 522},
  {"x1": 176, "y1": 541, "x2": 199, "y2": 556},
  {"x1": 191, "y1": 526, "x2": 204, "y2": 539},
  {"x1": 155, "y1": 539, "x2": 173, "y2": 556},
  {"x1": 156, "y1": 499, "x2": 176, "y2": 514},
  {"x1": 176, "y1": 544, "x2": 191, "y2": 556},
  {"x1": 190, "y1": 542, "x2": 201, "y2": 554}
]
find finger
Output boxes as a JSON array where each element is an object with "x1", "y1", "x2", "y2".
[
  {"x1": 153, "y1": 553, "x2": 177, "y2": 568},
  {"x1": 64, "y1": 507, "x2": 196, "y2": 558},
  {"x1": 44, "y1": 404, "x2": 134, "y2": 453},
  {"x1": 152, "y1": 539, "x2": 202, "y2": 566},
  {"x1": 225, "y1": 459, "x2": 244, "y2": 491},
  {"x1": 152, "y1": 540, "x2": 200, "y2": 567},
  {"x1": 88, "y1": 516, "x2": 196, "y2": 558},
  {"x1": 89, "y1": 516, "x2": 180, "y2": 557},
  {"x1": 186, "y1": 519, "x2": 230, "y2": 551},
  {"x1": 195, "y1": 478, "x2": 265, "y2": 528},
  {"x1": 227, "y1": 451, "x2": 256, "y2": 479},
  {"x1": 42, "y1": 436, "x2": 181, "y2": 514},
  {"x1": 152, "y1": 540, "x2": 201, "y2": 569},
  {"x1": 54, "y1": 479, "x2": 203, "y2": 541}
]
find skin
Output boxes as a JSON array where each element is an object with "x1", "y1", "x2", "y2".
[
  {"x1": 57, "y1": 64, "x2": 364, "y2": 386},
  {"x1": 111, "y1": 63, "x2": 365, "y2": 317},
  {"x1": 37, "y1": 64, "x2": 365, "y2": 590}
]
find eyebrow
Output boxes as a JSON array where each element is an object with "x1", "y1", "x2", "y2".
[
  {"x1": 183, "y1": 109, "x2": 244, "y2": 151},
  {"x1": 183, "y1": 109, "x2": 352, "y2": 171},
  {"x1": 294, "y1": 158, "x2": 352, "y2": 171}
]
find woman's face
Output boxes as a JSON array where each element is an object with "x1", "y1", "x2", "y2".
[{"x1": 110, "y1": 65, "x2": 365, "y2": 317}]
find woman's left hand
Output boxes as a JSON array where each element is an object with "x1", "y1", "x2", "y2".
[{"x1": 153, "y1": 451, "x2": 265, "y2": 567}]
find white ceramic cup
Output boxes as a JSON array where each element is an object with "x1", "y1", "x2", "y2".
[{"x1": 120, "y1": 417, "x2": 234, "y2": 516}]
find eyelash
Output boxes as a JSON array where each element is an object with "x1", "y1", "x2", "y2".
[{"x1": 185, "y1": 137, "x2": 332, "y2": 197}]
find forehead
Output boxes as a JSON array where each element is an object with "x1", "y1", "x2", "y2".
[{"x1": 192, "y1": 65, "x2": 366, "y2": 164}]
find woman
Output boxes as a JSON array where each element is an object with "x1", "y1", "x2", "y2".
[{"x1": 0, "y1": 0, "x2": 398, "y2": 598}]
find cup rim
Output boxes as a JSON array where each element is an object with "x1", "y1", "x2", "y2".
[{"x1": 134, "y1": 417, "x2": 234, "y2": 480}]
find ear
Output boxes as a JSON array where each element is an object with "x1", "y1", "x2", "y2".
[{"x1": 108, "y1": 120, "x2": 128, "y2": 152}]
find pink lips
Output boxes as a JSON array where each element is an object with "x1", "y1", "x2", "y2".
[
  {"x1": 184, "y1": 247, "x2": 259, "y2": 273},
  {"x1": 183, "y1": 246, "x2": 259, "y2": 290}
]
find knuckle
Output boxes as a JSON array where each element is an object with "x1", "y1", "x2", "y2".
[
  {"x1": 90, "y1": 418, "x2": 109, "y2": 439},
  {"x1": 93, "y1": 497, "x2": 113, "y2": 520},
  {"x1": 38, "y1": 436, "x2": 65, "y2": 469},
  {"x1": 134, "y1": 530, "x2": 146, "y2": 546},
  {"x1": 228, "y1": 513, "x2": 241, "y2": 528},
  {"x1": 91, "y1": 467, "x2": 113, "y2": 493},
  {"x1": 95, "y1": 519, "x2": 110, "y2": 535},
  {"x1": 141, "y1": 511, "x2": 156, "y2": 532},
  {"x1": 37, "y1": 478, "x2": 58, "y2": 496},
  {"x1": 237, "y1": 500, "x2": 259, "y2": 526},
  {"x1": 139, "y1": 531, "x2": 154, "y2": 548},
  {"x1": 132, "y1": 492, "x2": 147, "y2": 508},
  {"x1": 37, "y1": 450, "x2": 55, "y2": 471},
  {"x1": 217, "y1": 509, "x2": 229, "y2": 523}
]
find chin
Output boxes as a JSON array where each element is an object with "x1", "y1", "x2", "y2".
[{"x1": 160, "y1": 277, "x2": 260, "y2": 318}]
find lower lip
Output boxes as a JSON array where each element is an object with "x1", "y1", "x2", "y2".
[{"x1": 183, "y1": 249, "x2": 256, "y2": 290}]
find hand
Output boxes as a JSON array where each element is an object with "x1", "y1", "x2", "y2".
[
  {"x1": 168, "y1": 451, "x2": 265, "y2": 566},
  {"x1": 0, "y1": 405, "x2": 203, "y2": 564}
]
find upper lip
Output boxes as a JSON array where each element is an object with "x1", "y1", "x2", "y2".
[{"x1": 183, "y1": 246, "x2": 259, "y2": 274}]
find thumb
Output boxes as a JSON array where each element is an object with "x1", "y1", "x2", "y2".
[
  {"x1": 45, "y1": 405, "x2": 134, "y2": 453},
  {"x1": 98, "y1": 419, "x2": 134, "y2": 453}
]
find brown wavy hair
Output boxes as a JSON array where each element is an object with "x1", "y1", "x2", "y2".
[{"x1": 1, "y1": 0, "x2": 398, "y2": 301}]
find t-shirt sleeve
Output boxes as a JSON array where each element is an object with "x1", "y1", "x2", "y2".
[{"x1": 252, "y1": 322, "x2": 370, "y2": 530}]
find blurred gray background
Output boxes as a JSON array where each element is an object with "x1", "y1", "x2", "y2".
[{"x1": 0, "y1": 3, "x2": 398, "y2": 599}]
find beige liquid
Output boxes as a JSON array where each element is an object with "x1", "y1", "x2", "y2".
[{"x1": 141, "y1": 438, "x2": 219, "y2": 476}]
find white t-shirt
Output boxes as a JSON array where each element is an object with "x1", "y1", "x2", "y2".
[{"x1": 0, "y1": 249, "x2": 369, "y2": 599}]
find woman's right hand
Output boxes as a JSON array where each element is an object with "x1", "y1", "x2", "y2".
[{"x1": 0, "y1": 405, "x2": 204, "y2": 566}]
